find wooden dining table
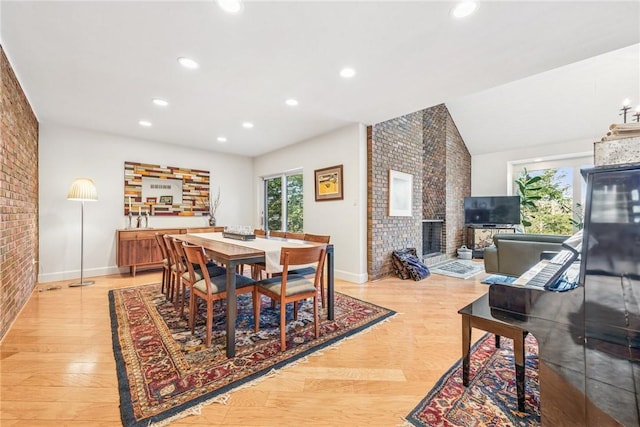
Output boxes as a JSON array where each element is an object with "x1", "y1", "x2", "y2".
[{"x1": 173, "y1": 232, "x2": 335, "y2": 358}]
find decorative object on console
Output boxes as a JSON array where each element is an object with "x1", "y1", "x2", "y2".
[
  {"x1": 601, "y1": 122, "x2": 640, "y2": 141},
  {"x1": 209, "y1": 186, "x2": 221, "y2": 226},
  {"x1": 595, "y1": 136, "x2": 640, "y2": 166},
  {"x1": 620, "y1": 98, "x2": 632, "y2": 123},
  {"x1": 67, "y1": 178, "x2": 98, "y2": 287},
  {"x1": 314, "y1": 164, "x2": 344, "y2": 201}
]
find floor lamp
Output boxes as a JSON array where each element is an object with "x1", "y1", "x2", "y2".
[{"x1": 67, "y1": 178, "x2": 98, "y2": 287}]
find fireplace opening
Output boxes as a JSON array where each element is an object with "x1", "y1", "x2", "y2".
[{"x1": 422, "y1": 220, "x2": 443, "y2": 257}]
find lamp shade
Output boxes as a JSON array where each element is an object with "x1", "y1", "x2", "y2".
[{"x1": 67, "y1": 178, "x2": 98, "y2": 201}]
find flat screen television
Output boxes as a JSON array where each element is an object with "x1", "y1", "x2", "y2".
[{"x1": 464, "y1": 196, "x2": 521, "y2": 226}]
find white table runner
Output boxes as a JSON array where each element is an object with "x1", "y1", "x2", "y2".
[{"x1": 191, "y1": 232, "x2": 315, "y2": 273}]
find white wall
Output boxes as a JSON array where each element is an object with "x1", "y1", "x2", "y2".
[
  {"x1": 38, "y1": 123, "x2": 253, "y2": 282},
  {"x1": 253, "y1": 124, "x2": 368, "y2": 283},
  {"x1": 471, "y1": 137, "x2": 594, "y2": 195}
]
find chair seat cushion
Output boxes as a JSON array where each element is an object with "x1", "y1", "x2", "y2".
[
  {"x1": 182, "y1": 263, "x2": 226, "y2": 282},
  {"x1": 193, "y1": 273, "x2": 255, "y2": 294},
  {"x1": 256, "y1": 274, "x2": 315, "y2": 297}
]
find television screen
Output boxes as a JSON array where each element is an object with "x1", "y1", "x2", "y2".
[{"x1": 464, "y1": 196, "x2": 521, "y2": 225}]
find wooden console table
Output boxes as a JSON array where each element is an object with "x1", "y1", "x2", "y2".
[{"x1": 116, "y1": 227, "x2": 219, "y2": 276}]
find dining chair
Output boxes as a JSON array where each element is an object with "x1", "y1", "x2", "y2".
[
  {"x1": 269, "y1": 230, "x2": 286, "y2": 238},
  {"x1": 182, "y1": 243, "x2": 256, "y2": 348},
  {"x1": 172, "y1": 237, "x2": 226, "y2": 317},
  {"x1": 163, "y1": 234, "x2": 182, "y2": 303},
  {"x1": 299, "y1": 234, "x2": 331, "y2": 307},
  {"x1": 253, "y1": 245, "x2": 327, "y2": 351},
  {"x1": 285, "y1": 232, "x2": 306, "y2": 240},
  {"x1": 154, "y1": 233, "x2": 171, "y2": 295},
  {"x1": 254, "y1": 228, "x2": 266, "y2": 236}
]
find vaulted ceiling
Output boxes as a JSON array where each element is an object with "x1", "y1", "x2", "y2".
[{"x1": 1, "y1": 1, "x2": 638, "y2": 156}]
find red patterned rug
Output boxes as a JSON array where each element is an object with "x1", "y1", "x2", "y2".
[
  {"x1": 109, "y1": 283, "x2": 394, "y2": 427},
  {"x1": 404, "y1": 333, "x2": 540, "y2": 426}
]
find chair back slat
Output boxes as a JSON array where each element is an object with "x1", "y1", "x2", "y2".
[
  {"x1": 280, "y1": 245, "x2": 326, "y2": 271},
  {"x1": 304, "y1": 233, "x2": 330, "y2": 243},
  {"x1": 155, "y1": 233, "x2": 169, "y2": 259},
  {"x1": 269, "y1": 230, "x2": 286, "y2": 238},
  {"x1": 182, "y1": 243, "x2": 212, "y2": 294},
  {"x1": 254, "y1": 228, "x2": 267, "y2": 236},
  {"x1": 285, "y1": 232, "x2": 306, "y2": 241},
  {"x1": 163, "y1": 234, "x2": 179, "y2": 266}
]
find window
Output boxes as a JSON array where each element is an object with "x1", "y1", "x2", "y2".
[
  {"x1": 263, "y1": 171, "x2": 303, "y2": 232},
  {"x1": 511, "y1": 155, "x2": 592, "y2": 234}
]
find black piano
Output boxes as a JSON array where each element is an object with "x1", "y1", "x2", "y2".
[{"x1": 488, "y1": 162, "x2": 640, "y2": 426}]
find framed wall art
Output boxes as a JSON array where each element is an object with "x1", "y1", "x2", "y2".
[
  {"x1": 314, "y1": 164, "x2": 344, "y2": 201},
  {"x1": 388, "y1": 169, "x2": 413, "y2": 217}
]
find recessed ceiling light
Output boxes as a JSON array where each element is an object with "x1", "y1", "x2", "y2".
[
  {"x1": 534, "y1": 158, "x2": 543, "y2": 162},
  {"x1": 177, "y1": 57, "x2": 199, "y2": 69},
  {"x1": 242, "y1": 122, "x2": 254, "y2": 129},
  {"x1": 452, "y1": 2, "x2": 478, "y2": 19},
  {"x1": 139, "y1": 120, "x2": 152, "y2": 127},
  {"x1": 285, "y1": 99, "x2": 299, "y2": 106},
  {"x1": 217, "y1": 0, "x2": 244, "y2": 14},
  {"x1": 340, "y1": 67, "x2": 356, "y2": 78},
  {"x1": 152, "y1": 98, "x2": 169, "y2": 107},
  {"x1": 217, "y1": 136, "x2": 228, "y2": 143}
]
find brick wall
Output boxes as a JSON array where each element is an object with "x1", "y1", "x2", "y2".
[
  {"x1": 368, "y1": 112, "x2": 423, "y2": 280},
  {"x1": 368, "y1": 104, "x2": 470, "y2": 279},
  {"x1": 0, "y1": 45, "x2": 39, "y2": 340}
]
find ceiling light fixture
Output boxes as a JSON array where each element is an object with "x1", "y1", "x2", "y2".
[
  {"x1": 217, "y1": 0, "x2": 244, "y2": 14},
  {"x1": 152, "y1": 98, "x2": 169, "y2": 107},
  {"x1": 242, "y1": 122, "x2": 254, "y2": 129},
  {"x1": 340, "y1": 67, "x2": 356, "y2": 78},
  {"x1": 217, "y1": 136, "x2": 228, "y2": 143},
  {"x1": 177, "y1": 57, "x2": 199, "y2": 69},
  {"x1": 138, "y1": 120, "x2": 152, "y2": 127},
  {"x1": 285, "y1": 99, "x2": 299, "y2": 106},
  {"x1": 452, "y1": 2, "x2": 478, "y2": 19}
]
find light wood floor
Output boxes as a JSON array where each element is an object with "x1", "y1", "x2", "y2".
[{"x1": 0, "y1": 266, "x2": 491, "y2": 426}]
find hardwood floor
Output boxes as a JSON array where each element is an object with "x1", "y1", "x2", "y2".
[{"x1": 0, "y1": 266, "x2": 490, "y2": 426}]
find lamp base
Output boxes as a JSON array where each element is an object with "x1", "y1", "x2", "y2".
[{"x1": 68, "y1": 280, "x2": 95, "y2": 287}]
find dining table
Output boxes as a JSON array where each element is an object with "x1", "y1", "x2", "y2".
[{"x1": 173, "y1": 232, "x2": 335, "y2": 358}]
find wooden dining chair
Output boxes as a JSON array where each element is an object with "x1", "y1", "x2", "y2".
[
  {"x1": 163, "y1": 234, "x2": 182, "y2": 303},
  {"x1": 183, "y1": 243, "x2": 255, "y2": 347},
  {"x1": 254, "y1": 228, "x2": 266, "y2": 236},
  {"x1": 253, "y1": 245, "x2": 327, "y2": 351},
  {"x1": 269, "y1": 230, "x2": 286, "y2": 238},
  {"x1": 154, "y1": 233, "x2": 171, "y2": 295},
  {"x1": 172, "y1": 237, "x2": 226, "y2": 317},
  {"x1": 301, "y1": 234, "x2": 331, "y2": 307},
  {"x1": 285, "y1": 232, "x2": 306, "y2": 240}
]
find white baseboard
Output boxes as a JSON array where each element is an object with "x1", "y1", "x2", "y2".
[{"x1": 38, "y1": 266, "x2": 122, "y2": 284}]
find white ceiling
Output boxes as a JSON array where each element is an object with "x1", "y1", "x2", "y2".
[{"x1": 1, "y1": 1, "x2": 639, "y2": 157}]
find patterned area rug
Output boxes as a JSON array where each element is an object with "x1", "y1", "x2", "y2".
[
  {"x1": 430, "y1": 259, "x2": 484, "y2": 279},
  {"x1": 109, "y1": 283, "x2": 395, "y2": 427},
  {"x1": 404, "y1": 333, "x2": 540, "y2": 426}
]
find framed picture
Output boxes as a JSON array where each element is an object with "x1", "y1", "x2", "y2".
[
  {"x1": 315, "y1": 165, "x2": 344, "y2": 201},
  {"x1": 159, "y1": 195, "x2": 173, "y2": 204},
  {"x1": 145, "y1": 197, "x2": 157, "y2": 204},
  {"x1": 388, "y1": 170, "x2": 413, "y2": 216}
]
